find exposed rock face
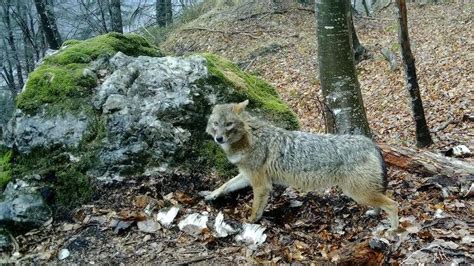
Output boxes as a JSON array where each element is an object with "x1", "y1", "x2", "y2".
[
  {"x1": 91, "y1": 53, "x2": 207, "y2": 176},
  {"x1": 0, "y1": 180, "x2": 52, "y2": 231},
  {"x1": 4, "y1": 111, "x2": 89, "y2": 153}
]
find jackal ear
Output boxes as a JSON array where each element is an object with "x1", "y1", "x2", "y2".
[{"x1": 232, "y1": 100, "x2": 249, "y2": 114}]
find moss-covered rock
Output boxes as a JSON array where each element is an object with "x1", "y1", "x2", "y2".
[
  {"x1": 203, "y1": 53, "x2": 299, "y2": 130},
  {"x1": 4, "y1": 48, "x2": 297, "y2": 213},
  {"x1": 16, "y1": 33, "x2": 162, "y2": 114}
]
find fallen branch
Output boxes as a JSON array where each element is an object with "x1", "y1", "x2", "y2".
[
  {"x1": 177, "y1": 255, "x2": 215, "y2": 265},
  {"x1": 181, "y1": 27, "x2": 278, "y2": 39},
  {"x1": 431, "y1": 117, "x2": 458, "y2": 133},
  {"x1": 380, "y1": 144, "x2": 474, "y2": 176}
]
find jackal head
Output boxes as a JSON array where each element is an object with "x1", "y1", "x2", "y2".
[{"x1": 206, "y1": 100, "x2": 249, "y2": 145}]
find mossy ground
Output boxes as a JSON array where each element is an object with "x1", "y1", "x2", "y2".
[
  {"x1": 0, "y1": 148, "x2": 12, "y2": 188},
  {"x1": 16, "y1": 33, "x2": 162, "y2": 114}
]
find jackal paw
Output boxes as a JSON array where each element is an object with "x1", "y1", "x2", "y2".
[
  {"x1": 247, "y1": 214, "x2": 261, "y2": 223},
  {"x1": 365, "y1": 208, "x2": 381, "y2": 217},
  {"x1": 387, "y1": 226, "x2": 406, "y2": 236},
  {"x1": 199, "y1": 190, "x2": 217, "y2": 201}
]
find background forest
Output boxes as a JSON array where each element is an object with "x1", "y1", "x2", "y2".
[{"x1": 0, "y1": 0, "x2": 472, "y2": 264}]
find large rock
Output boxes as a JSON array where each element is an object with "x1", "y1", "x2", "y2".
[
  {"x1": 1, "y1": 33, "x2": 298, "y2": 211},
  {"x1": 0, "y1": 180, "x2": 52, "y2": 231}
]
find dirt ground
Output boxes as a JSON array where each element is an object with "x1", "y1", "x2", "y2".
[{"x1": 6, "y1": 167, "x2": 473, "y2": 264}]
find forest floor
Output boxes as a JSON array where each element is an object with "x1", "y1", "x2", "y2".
[{"x1": 5, "y1": 2, "x2": 473, "y2": 264}]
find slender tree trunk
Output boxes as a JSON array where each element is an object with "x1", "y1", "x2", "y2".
[
  {"x1": 14, "y1": 2, "x2": 35, "y2": 72},
  {"x1": 350, "y1": 10, "x2": 366, "y2": 62},
  {"x1": 395, "y1": 0, "x2": 433, "y2": 147},
  {"x1": 28, "y1": 7, "x2": 40, "y2": 61},
  {"x1": 165, "y1": 0, "x2": 173, "y2": 25},
  {"x1": 97, "y1": 1, "x2": 109, "y2": 33},
  {"x1": 108, "y1": 0, "x2": 123, "y2": 33},
  {"x1": 2, "y1": 0, "x2": 24, "y2": 90},
  {"x1": 156, "y1": 0, "x2": 172, "y2": 26},
  {"x1": 156, "y1": 0, "x2": 166, "y2": 27},
  {"x1": 33, "y1": 0, "x2": 62, "y2": 49},
  {"x1": 316, "y1": 0, "x2": 371, "y2": 137},
  {"x1": 1, "y1": 43, "x2": 16, "y2": 92}
]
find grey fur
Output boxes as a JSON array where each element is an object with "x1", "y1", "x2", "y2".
[{"x1": 205, "y1": 101, "x2": 400, "y2": 230}]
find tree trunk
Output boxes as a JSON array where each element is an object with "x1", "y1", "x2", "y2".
[
  {"x1": 13, "y1": 2, "x2": 36, "y2": 73},
  {"x1": 28, "y1": 6, "x2": 40, "y2": 61},
  {"x1": 395, "y1": 0, "x2": 433, "y2": 147},
  {"x1": 108, "y1": 0, "x2": 123, "y2": 33},
  {"x1": 316, "y1": 0, "x2": 372, "y2": 137},
  {"x1": 1, "y1": 42, "x2": 16, "y2": 93},
  {"x1": 350, "y1": 10, "x2": 366, "y2": 63},
  {"x1": 156, "y1": 0, "x2": 166, "y2": 27},
  {"x1": 2, "y1": 0, "x2": 24, "y2": 90},
  {"x1": 33, "y1": 0, "x2": 62, "y2": 49},
  {"x1": 380, "y1": 144, "x2": 474, "y2": 177},
  {"x1": 165, "y1": 0, "x2": 173, "y2": 25},
  {"x1": 97, "y1": 0, "x2": 110, "y2": 33}
]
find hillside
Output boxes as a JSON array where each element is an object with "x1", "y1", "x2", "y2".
[{"x1": 162, "y1": 2, "x2": 472, "y2": 151}]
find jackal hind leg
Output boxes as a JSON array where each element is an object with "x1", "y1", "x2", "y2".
[{"x1": 346, "y1": 190, "x2": 399, "y2": 230}]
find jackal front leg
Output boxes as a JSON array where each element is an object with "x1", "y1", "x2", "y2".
[
  {"x1": 248, "y1": 183, "x2": 272, "y2": 223},
  {"x1": 202, "y1": 172, "x2": 250, "y2": 201}
]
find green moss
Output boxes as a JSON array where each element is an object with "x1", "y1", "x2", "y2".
[
  {"x1": 202, "y1": 53, "x2": 299, "y2": 130},
  {"x1": 55, "y1": 169, "x2": 92, "y2": 209},
  {"x1": 16, "y1": 33, "x2": 162, "y2": 113},
  {"x1": 50, "y1": 32, "x2": 162, "y2": 65},
  {"x1": 13, "y1": 147, "x2": 94, "y2": 210},
  {"x1": 0, "y1": 149, "x2": 12, "y2": 188},
  {"x1": 16, "y1": 64, "x2": 96, "y2": 113}
]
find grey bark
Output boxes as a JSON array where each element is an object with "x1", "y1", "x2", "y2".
[
  {"x1": 33, "y1": 0, "x2": 62, "y2": 49},
  {"x1": 108, "y1": 0, "x2": 123, "y2": 33},
  {"x1": 396, "y1": 0, "x2": 433, "y2": 147},
  {"x1": 350, "y1": 10, "x2": 366, "y2": 63},
  {"x1": 316, "y1": 0, "x2": 372, "y2": 137},
  {"x1": 156, "y1": 0, "x2": 172, "y2": 27}
]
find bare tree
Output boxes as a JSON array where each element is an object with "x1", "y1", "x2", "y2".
[
  {"x1": 395, "y1": 0, "x2": 433, "y2": 147},
  {"x1": 1, "y1": 0, "x2": 24, "y2": 90},
  {"x1": 34, "y1": 0, "x2": 62, "y2": 49},
  {"x1": 156, "y1": 0, "x2": 172, "y2": 27},
  {"x1": 108, "y1": 0, "x2": 123, "y2": 33},
  {"x1": 316, "y1": 0, "x2": 371, "y2": 136},
  {"x1": 12, "y1": 2, "x2": 37, "y2": 73}
]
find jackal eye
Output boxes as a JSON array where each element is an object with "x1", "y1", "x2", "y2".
[
  {"x1": 213, "y1": 121, "x2": 218, "y2": 126},
  {"x1": 225, "y1": 122, "x2": 234, "y2": 127}
]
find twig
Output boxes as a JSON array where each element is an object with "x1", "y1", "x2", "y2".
[
  {"x1": 7, "y1": 231, "x2": 20, "y2": 253},
  {"x1": 431, "y1": 117, "x2": 458, "y2": 133},
  {"x1": 176, "y1": 255, "x2": 215, "y2": 265},
  {"x1": 243, "y1": 58, "x2": 256, "y2": 71}
]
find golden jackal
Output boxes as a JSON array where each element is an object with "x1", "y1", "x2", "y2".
[{"x1": 204, "y1": 100, "x2": 399, "y2": 230}]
